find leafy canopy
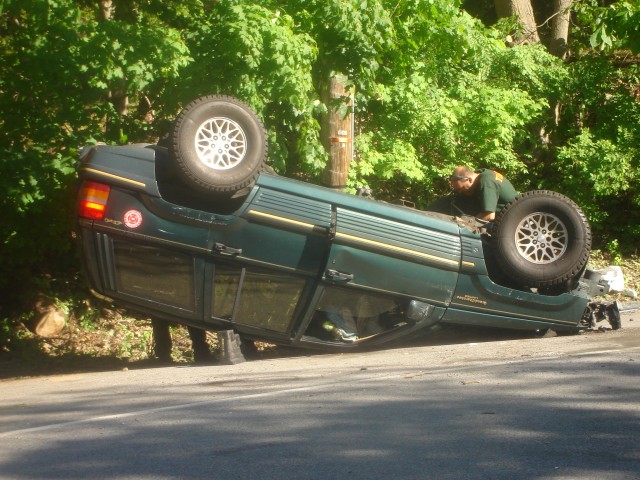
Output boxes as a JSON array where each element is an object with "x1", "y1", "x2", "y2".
[{"x1": 2, "y1": 0, "x2": 640, "y2": 322}]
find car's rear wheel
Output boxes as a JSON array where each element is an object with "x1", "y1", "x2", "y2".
[
  {"x1": 493, "y1": 191, "x2": 591, "y2": 289},
  {"x1": 171, "y1": 95, "x2": 268, "y2": 194}
]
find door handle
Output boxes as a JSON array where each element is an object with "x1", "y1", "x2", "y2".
[
  {"x1": 214, "y1": 243, "x2": 242, "y2": 256},
  {"x1": 325, "y1": 269, "x2": 354, "y2": 282}
]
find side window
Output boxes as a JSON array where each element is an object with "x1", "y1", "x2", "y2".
[
  {"x1": 211, "y1": 266, "x2": 240, "y2": 320},
  {"x1": 304, "y1": 286, "x2": 423, "y2": 343},
  {"x1": 113, "y1": 241, "x2": 195, "y2": 311},
  {"x1": 211, "y1": 265, "x2": 306, "y2": 333}
]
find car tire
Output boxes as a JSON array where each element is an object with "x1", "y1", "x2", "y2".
[
  {"x1": 171, "y1": 95, "x2": 268, "y2": 194},
  {"x1": 493, "y1": 190, "x2": 591, "y2": 289}
]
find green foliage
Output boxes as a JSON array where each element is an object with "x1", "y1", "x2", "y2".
[
  {"x1": 293, "y1": 0, "x2": 394, "y2": 90},
  {"x1": 548, "y1": 50, "x2": 640, "y2": 246},
  {"x1": 574, "y1": 0, "x2": 640, "y2": 53},
  {"x1": 558, "y1": 129, "x2": 633, "y2": 197},
  {"x1": 0, "y1": 0, "x2": 191, "y2": 316},
  {"x1": 351, "y1": 6, "x2": 563, "y2": 204},
  {"x1": 606, "y1": 239, "x2": 624, "y2": 266},
  {"x1": 169, "y1": 3, "x2": 322, "y2": 173}
]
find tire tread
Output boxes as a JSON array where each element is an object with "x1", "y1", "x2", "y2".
[
  {"x1": 170, "y1": 95, "x2": 268, "y2": 194},
  {"x1": 493, "y1": 190, "x2": 592, "y2": 288}
]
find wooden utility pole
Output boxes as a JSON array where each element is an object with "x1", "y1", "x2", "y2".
[{"x1": 322, "y1": 74, "x2": 353, "y2": 190}]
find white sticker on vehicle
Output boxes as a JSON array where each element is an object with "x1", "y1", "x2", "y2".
[{"x1": 123, "y1": 210, "x2": 143, "y2": 229}]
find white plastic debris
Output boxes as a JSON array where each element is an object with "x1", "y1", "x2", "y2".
[
  {"x1": 600, "y1": 266, "x2": 625, "y2": 291},
  {"x1": 595, "y1": 266, "x2": 637, "y2": 298}
]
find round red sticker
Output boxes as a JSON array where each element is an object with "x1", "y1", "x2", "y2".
[{"x1": 123, "y1": 210, "x2": 143, "y2": 228}]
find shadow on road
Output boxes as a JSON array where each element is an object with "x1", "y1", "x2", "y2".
[{"x1": 0, "y1": 324, "x2": 547, "y2": 380}]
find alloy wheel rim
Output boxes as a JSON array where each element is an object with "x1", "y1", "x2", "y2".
[
  {"x1": 514, "y1": 212, "x2": 568, "y2": 264},
  {"x1": 195, "y1": 117, "x2": 247, "y2": 170}
]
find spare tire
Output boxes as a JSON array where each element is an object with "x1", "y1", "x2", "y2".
[
  {"x1": 171, "y1": 95, "x2": 267, "y2": 194},
  {"x1": 493, "y1": 191, "x2": 591, "y2": 289}
]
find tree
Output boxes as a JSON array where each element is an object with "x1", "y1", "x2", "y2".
[
  {"x1": 493, "y1": 0, "x2": 573, "y2": 59},
  {"x1": 0, "y1": 0, "x2": 191, "y2": 320},
  {"x1": 574, "y1": 0, "x2": 640, "y2": 54},
  {"x1": 549, "y1": 0, "x2": 573, "y2": 58},
  {"x1": 494, "y1": 0, "x2": 540, "y2": 43}
]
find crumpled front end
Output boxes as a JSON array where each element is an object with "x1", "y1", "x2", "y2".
[{"x1": 578, "y1": 266, "x2": 629, "y2": 331}]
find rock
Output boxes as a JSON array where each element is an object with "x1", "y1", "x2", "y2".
[{"x1": 30, "y1": 294, "x2": 66, "y2": 338}]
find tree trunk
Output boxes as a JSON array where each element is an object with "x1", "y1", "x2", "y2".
[
  {"x1": 321, "y1": 74, "x2": 353, "y2": 190},
  {"x1": 100, "y1": 0, "x2": 113, "y2": 21},
  {"x1": 110, "y1": 81, "x2": 129, "y2": 116},
  {"x1": 98, "y1": 0, "x2": 128, "y2": 116},
  {"x1": 549, "y1": 0, "x2": 573, "y2": 59},
  {"x1": 494, "y1": 0, "x2": 540, "y2": 44}
]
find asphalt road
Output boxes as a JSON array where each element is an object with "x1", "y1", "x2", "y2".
[{"x1": 1, "y1": 311, "x2": 639, "y2": 480}]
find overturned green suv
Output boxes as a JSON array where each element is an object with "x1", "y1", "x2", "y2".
[{"x1": 76, "y1": 96, "x2": 619, "y2": 351}]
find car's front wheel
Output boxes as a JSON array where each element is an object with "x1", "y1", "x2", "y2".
[
  {"x1": 493, "y1": 190, "x2": 591, "y2": 289},
  {"x1": 170, "y1": 95, "x2": 268, "y2": 195}
]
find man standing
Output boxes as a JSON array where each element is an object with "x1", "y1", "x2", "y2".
[{"x1": 448, "y1": 166, "x2": 518, "y2": 221}]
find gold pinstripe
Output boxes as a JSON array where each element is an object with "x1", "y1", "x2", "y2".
[
  {"x1": 248, "y1": 210, "x2": 316, "y2": 231},
  {"x1": 247, "y1": 209, "x2": 474, "y2": 268},
  {"x1": 82, "y1": 167, "x2": 146, "y2": 188},
  {"x1": 335, "y1": 232, "x2": 462, "y2": 267}
]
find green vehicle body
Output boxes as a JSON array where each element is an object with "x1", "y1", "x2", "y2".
[{"x1": 76, "y1": 144, "x2": 605, "y2": 351}]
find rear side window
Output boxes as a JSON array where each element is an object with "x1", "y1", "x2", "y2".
[{"x1": 113, "y1": 242, "x2": 196, "y2": 311}]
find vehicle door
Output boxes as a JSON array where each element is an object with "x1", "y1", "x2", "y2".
[
  {"x1": 300, "y1": 203, "x2": 462, "y2": 344},
  {"x1": 202, "y1": 175, "x2": 333, "y2": 342}
]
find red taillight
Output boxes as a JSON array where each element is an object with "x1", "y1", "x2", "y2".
[{"x1": 78, "y1": 181, "x2": 110, "y2": 220}]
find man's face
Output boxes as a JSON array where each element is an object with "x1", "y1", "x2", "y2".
[{"x1": 450, "y1": 176, "x2": 473, "y2": 195}]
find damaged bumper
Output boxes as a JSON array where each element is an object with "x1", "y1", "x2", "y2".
[{"x1": 582, "y1": 300, "x2": 622, "y2": 331}]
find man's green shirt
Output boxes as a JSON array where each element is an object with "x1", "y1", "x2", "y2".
[{"x1": 455, "y1": 169, "x2": 518, "y2": 216}]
